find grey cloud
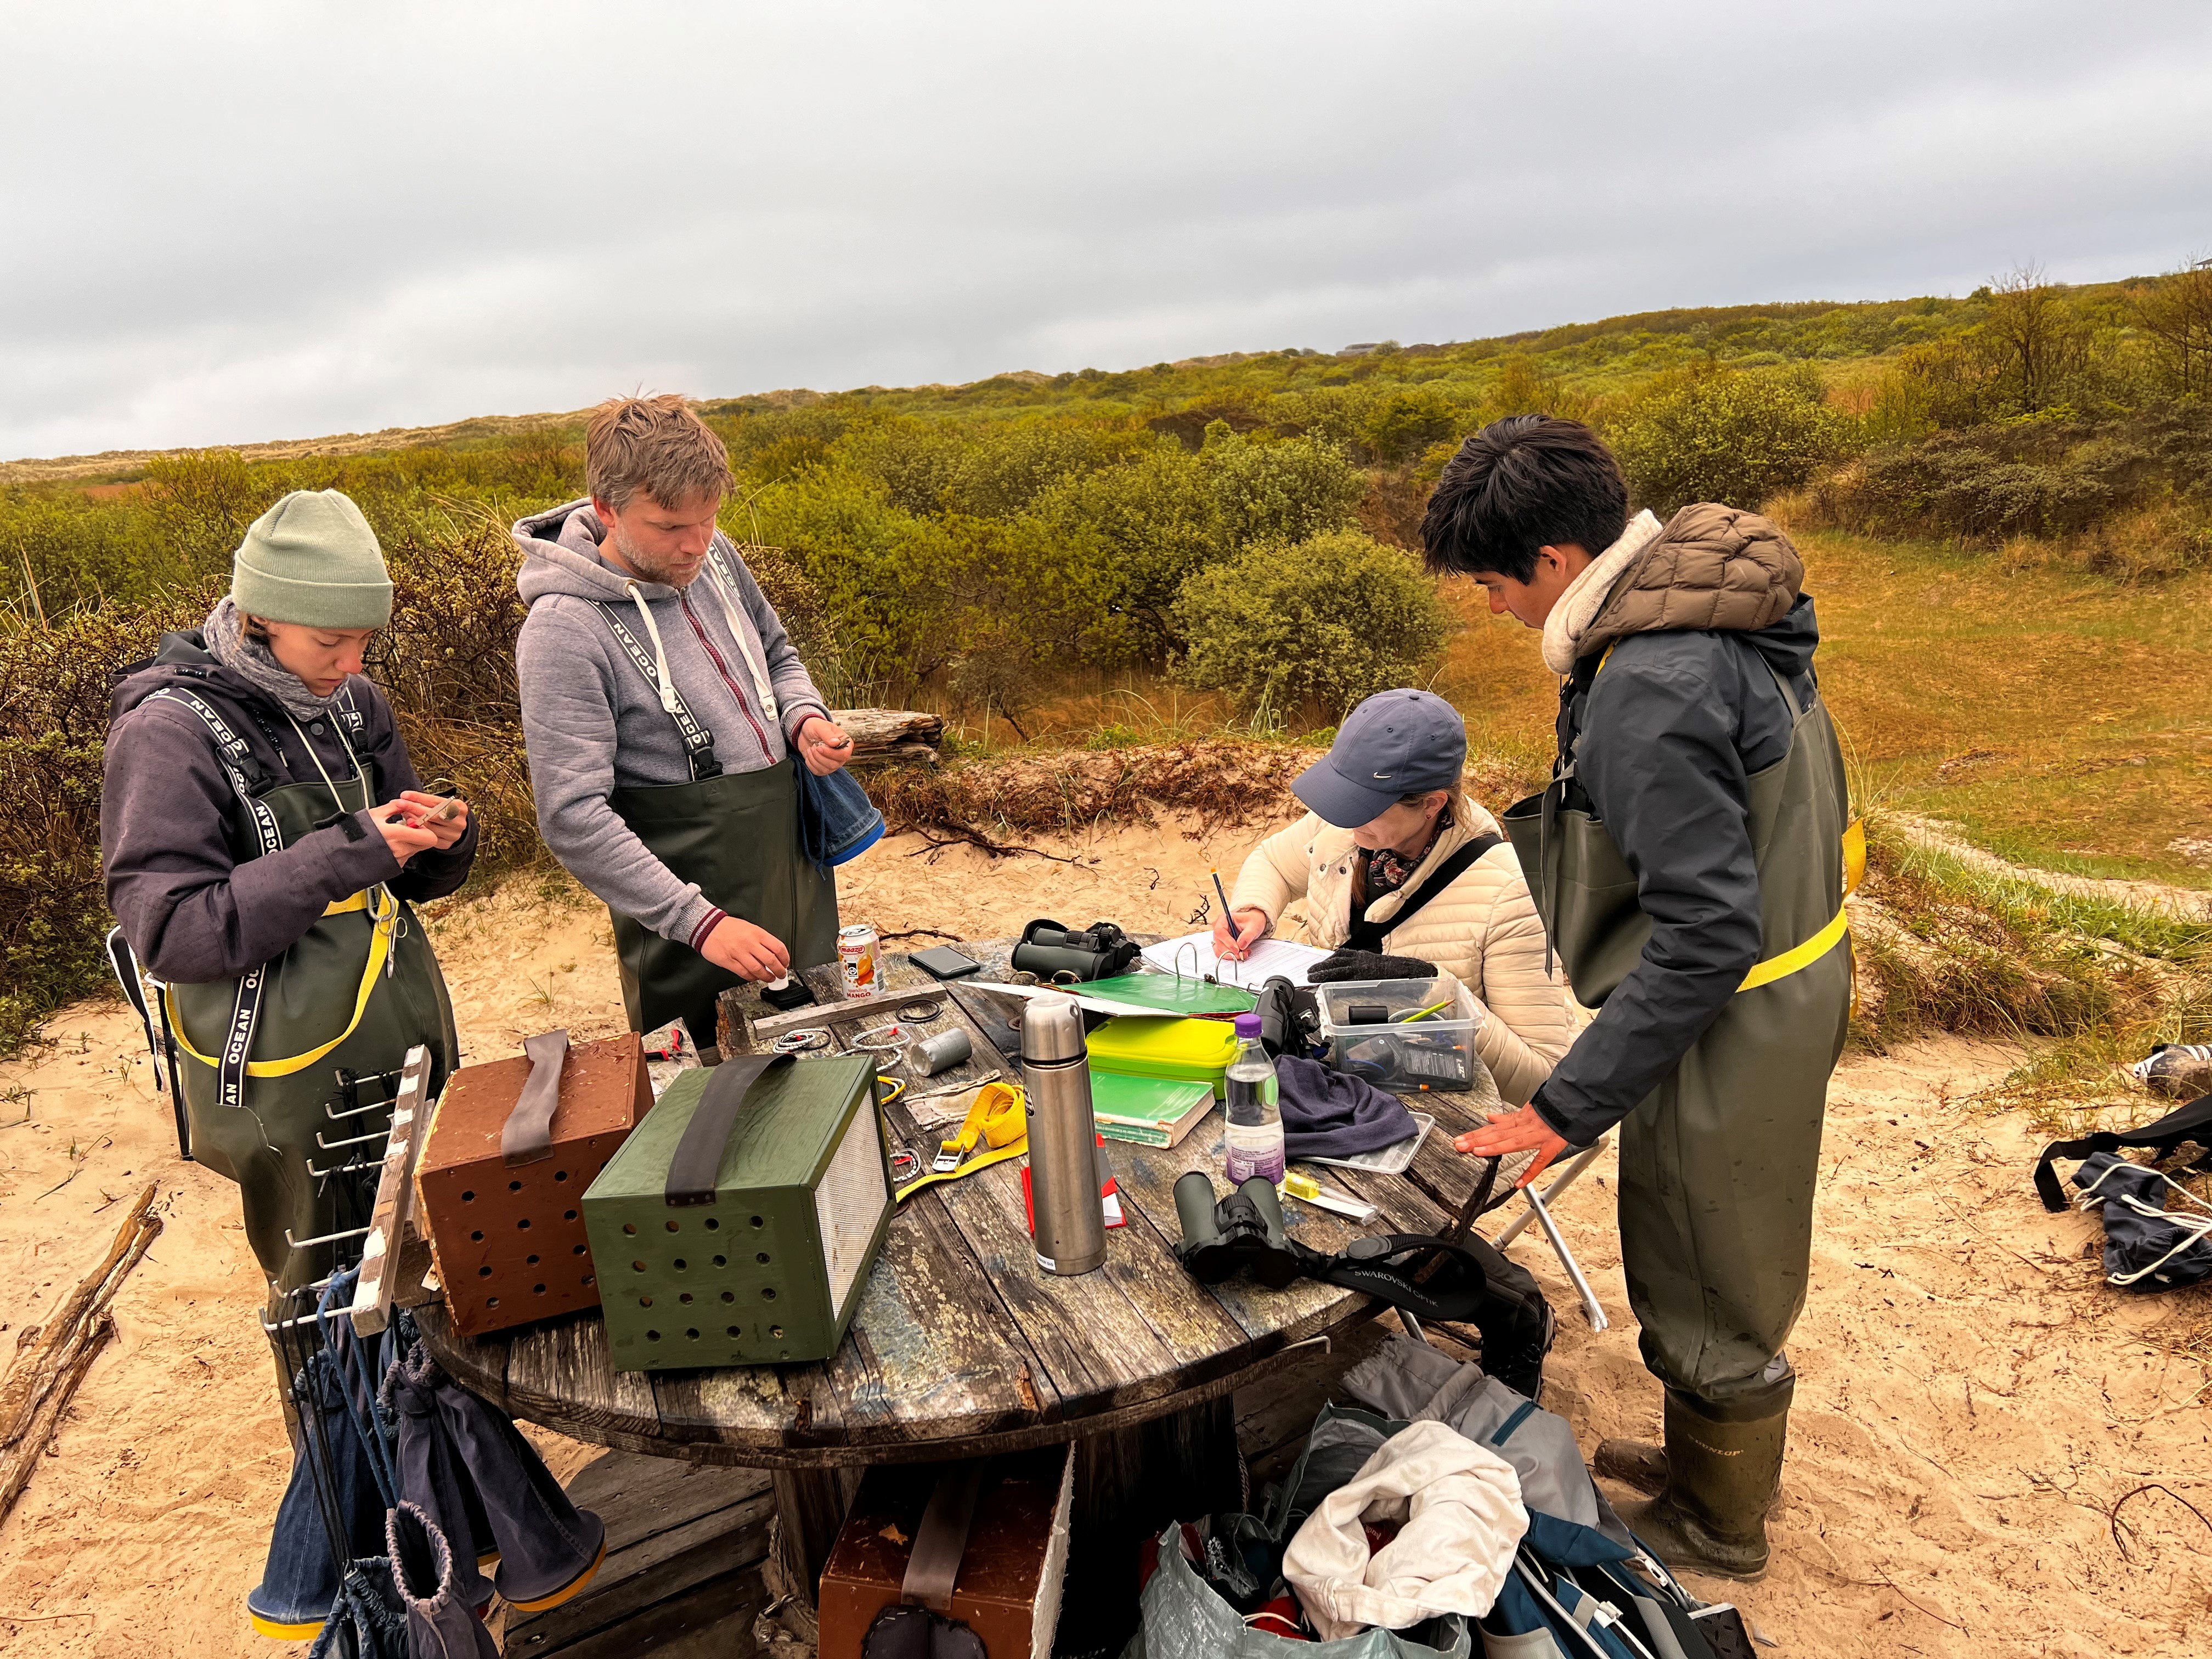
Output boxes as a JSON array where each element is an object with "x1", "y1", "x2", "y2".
[{"x1": 4, "y1": 1, "x2": 2209, "y2": 458}]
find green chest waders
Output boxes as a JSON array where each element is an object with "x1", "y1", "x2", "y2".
[
  {"x1": 1502, "y1": 652, "x2": 1855, "y2": 1414},
  {"x1": 593, "y1": 592, "x2": 838, "y2": 1045},
  {"x1": 153, "y1": 689, "x2": 459, "y2": 1291}
]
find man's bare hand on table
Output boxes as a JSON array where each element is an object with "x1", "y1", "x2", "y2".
[{"x1": 1455, "y1": 1105, "x2": 1570, "y2": 1187}]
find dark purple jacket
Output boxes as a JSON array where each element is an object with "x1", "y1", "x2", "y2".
[{"x1": 103, "y1": 631, "x2": 479, "y2": 985}]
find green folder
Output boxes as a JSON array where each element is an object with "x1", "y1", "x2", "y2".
[
  {"x1": 1090, "y1": 1071, "x2": 1217, "y2": 1148},
  {"x1": 1081, "y1": 971, "x2": 1256, "y2": 1017}
]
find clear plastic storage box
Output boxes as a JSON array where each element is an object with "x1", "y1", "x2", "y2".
[{"x1": 1316, "y1": 977, "x2": 1485, "y2": 1093}]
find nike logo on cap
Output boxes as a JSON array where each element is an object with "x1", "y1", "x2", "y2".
[{"x1": 1373, "y1": 772, "x2": 1392, "y2": 780}]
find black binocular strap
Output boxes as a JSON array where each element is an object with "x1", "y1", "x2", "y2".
[
  {"x1": 595, "y1": 603, "x2": 724, "y2": 783},
  {"x1": 501, "y1": 1029, "x2": 570, "y2": 1167},
  {"x1": 1347, "y1": 833, "x2": 1502, "y2": 954},
  {"x1": 2035, "y1": 1091, "x2": 2212, "y2": 1212},
  {"x1": 665, "y1": 1051, "x2": 793, "y2": 1205},
  {"x1": 148, "y1": 689, "x2": 288, "y2": 1112}
]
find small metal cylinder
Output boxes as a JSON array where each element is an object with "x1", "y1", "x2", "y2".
[
  {"x1": 911, "y1": 1027, "x2": 972, "y2": 1077},
  {"x1": 1019, "y1": 1001, "x2": 1107, "y2": 1276}
]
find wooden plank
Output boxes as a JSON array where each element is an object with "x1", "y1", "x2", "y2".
[
  {"x1": 1106, "y1": 1119, "x2": 1365, "y2": 1347},
  {"x1": 505, "y1": 1475, "x2": 773, "y2": 1655},
  {"x1": 649, "y1": 1350, "x2": 841, "y2": 1453},
  {"x1": 529, "y1": 1559, "x2": 768, "y2": 1659},
  {"x1": 560, "y1": 1447, "x2": 772, "y2": 1545},
  {"x1": 501, "y1": 1307, "x2": 664, "y2": 1446},
  {"x1": 1231, "y1": 1317, "x2": 1394, "y2": 1494},
  {"x1": 816, "y1": 1188, "x2": 1062, "y2": 1446},
  {"x1": 351, "y1": 1045, "x2": 432, "y2": 1338}
]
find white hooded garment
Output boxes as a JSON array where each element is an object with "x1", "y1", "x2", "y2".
[{"x1": 1281, "y1": 1419, "x2": 1530, "y2": 1640}]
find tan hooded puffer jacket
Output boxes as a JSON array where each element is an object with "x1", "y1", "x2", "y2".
[{"x1": 1228, "y1": 798, "x2": 1580, "y2": 1106}]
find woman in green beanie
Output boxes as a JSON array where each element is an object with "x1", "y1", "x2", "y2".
[{"x1": 103, "y1": 489, "x2": 478, "y2": 1291}]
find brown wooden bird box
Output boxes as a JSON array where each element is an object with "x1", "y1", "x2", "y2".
[
  {"x1": 416, "y1": 1031, "x2": 649, "y2": 1337},
  {"x1": 817, "y1": 1445, "x2": 1074, "y2": 1659}
]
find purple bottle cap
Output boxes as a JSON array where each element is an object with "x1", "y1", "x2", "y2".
[{"x1": 1234, "y1": 1012, "x2": 1262, "y2": 1039}]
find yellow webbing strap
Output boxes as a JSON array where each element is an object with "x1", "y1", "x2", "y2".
[
  {"x1": 167, "y1": 889, "x2": 398, "y2": 1079},
  {"x1": 895, "y1": 1138, "x2": 1028, "y2": 1204},
  {"x1": 1737, "y1": 818, "x2": 1866, "y2": 994}
]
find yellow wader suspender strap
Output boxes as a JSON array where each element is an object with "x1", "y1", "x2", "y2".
[
  {"x1": 166, "y1": 887, "x2": 401, "y2": 1080},
  {"x1": 1583, "y1": 648, "x2": 1866, "y2": 997}
]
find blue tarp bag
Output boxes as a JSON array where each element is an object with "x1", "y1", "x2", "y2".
[{"x1": 797, "y1": 757, "x2": 885, "y2": 870}]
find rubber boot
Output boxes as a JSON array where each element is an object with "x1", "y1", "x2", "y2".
[
  {"x1": 1619, "y1": 1390, "x2": 1788, "y2": 1582},
  {"x1": 1593, "y1": 1437, "x2": 1668, "y2": 1494},
  {"x1": 390, "y1": 1502, "x2": 499, "y2": 1659}
]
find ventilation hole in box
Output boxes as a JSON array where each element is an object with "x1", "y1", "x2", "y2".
[
  {"x1": 647, "y1": 1330, "x2": 661, "y2": 1342},
  {"x1": 712, "y1": 1255, "x2": 727, "y2": 1268},
  {"x1": 526, "y1": 1254, "x2": 540, "y2": 1267},
  {"x1": 471, "y1": 1231, "x2": 483, "y2": 1243},
  {"x1": 508, "y1": 1180, "x2": 522, "y2": 1193},
  {"x1": 516, "y1": 1217, "x2": 531, "y2": 1230},
  {"x1": 555, "y1": 1170, "x2": 569, "y2": 1183},
  {"x1": 686, "y1": 1328, "x2": 700, "y2": 1340},
  {"x1": 478, "y1": 1267, "x2": 492, "y2": 1279},
  {"x1": 727, "y1": 1325, "x2": 742, "y2": 1338},
  {"x1": 640, "y1": 1296, "x2": 653, "y2": 1307},
  {"x1": 564, "y1": 1210, "x2": 578, "y2": 1222},
  {"x1": 673, "y1": 1258, "x2": 687, "y2": 1271},
  {"x1": 487, "y1": 1297, "x2": 500, "y2": 1309},
  {"x1": 757, "y1": 1252, "x2": 770, "y2": 1265},
  {"x1": 750, "y1": 1216, "x2": 765, "y2": 1229},
  {"x1": 583, "y1": 1274, "x2": 594, "y2": 1286},
  {"x1": 679, "y1": 1293, "x2": 693, "y2": 1305},
  {"x1": 623, "y1": 1223, "x2": 637, "y2": 1236},
  {"x1": 704, "y1": 1217, "x2": 720, "y2": 1231},
  {"x1": 461, "y1": 1190, "x2": 475, "y2": 1203},
  {"x1": 534, "y1": 1284, "x2": 546, "y2": 1295},
  {"x1": 762, "y1": 1288, "x2": 778, "y2": 1302},
  {"x1": 631, "y1": 1260, "x2": 646, "y2": 1272},
  {"x1": 770, "y1": 1325, "x2": 784, "y2": 1339},
  {"x1": 665, "y1": 1219, "x2": 680, "y2": 1233},
  {"x1": 573, "y1": 1244, "x2": 587, "y2": 1256},
  {"x1": 720, "y1": 1291, "x2": 735, "y2": 1304}
]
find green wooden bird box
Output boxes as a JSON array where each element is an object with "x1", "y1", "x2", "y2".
[{"x1": 582, "y1": 1052, "x2": 891, "y2": 1371}]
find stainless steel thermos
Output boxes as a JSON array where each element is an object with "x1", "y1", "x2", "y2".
[{"x1": 1018, "y1": 998, "x2": 1107, "y2": 1276}]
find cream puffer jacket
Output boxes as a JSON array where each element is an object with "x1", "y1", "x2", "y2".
[{"x1": 1227, "y1": 801, "x2": 1579, "y2": 1106}]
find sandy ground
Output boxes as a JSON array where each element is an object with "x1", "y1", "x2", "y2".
[{"x1": 2, "y1": 816, "x2": 2208, "y2": 1656}]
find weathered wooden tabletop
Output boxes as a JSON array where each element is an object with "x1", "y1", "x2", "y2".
[{"x1": 416, "y1": 943, "x2": 1513, "y2": 1470}]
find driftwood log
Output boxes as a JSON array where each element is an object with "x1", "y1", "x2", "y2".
[
  {"x1": 826, "y1": 708, "x2": 942, "y2": 768},
  {"x1": 0, "y1": 1180, "x2": 162, "y2": 1522}
]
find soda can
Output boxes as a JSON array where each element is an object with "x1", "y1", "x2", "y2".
[{"x1": 838, "y1": 924, "x2": 879, "y2": 998}]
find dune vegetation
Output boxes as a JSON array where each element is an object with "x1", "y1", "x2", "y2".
[{"x1": 4, "y1": 260, "x2": 2210, "y2": 1071}]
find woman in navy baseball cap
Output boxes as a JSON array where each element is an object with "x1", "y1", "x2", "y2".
[{"x1": 1211, "y1": 689, "x2": 1578, "y2": 1107}]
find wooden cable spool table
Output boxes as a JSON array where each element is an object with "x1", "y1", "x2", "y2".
[{"x1": 415, "y1": 942, "x2": 1521, "y2": 1650}]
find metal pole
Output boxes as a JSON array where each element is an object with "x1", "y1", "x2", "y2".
[
  {"x1": 1521, "y1": 1187, "x2": 1608, "y2": 1333},
  {"x1": 1491, "y1": 1141, "x2": 1608, "y2": 1249}
]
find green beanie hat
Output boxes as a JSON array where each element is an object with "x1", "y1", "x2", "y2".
[{"x1": 230, "y1": 489, "x2": 393, "y2": 628}]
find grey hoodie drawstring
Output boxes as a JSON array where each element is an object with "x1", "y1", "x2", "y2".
[
  {"x1": 624, "y1": 580, "x2": 685, "y2": 718},
  {"x1": 700, "y1": 554, "x2": 780, "y2": 723}
]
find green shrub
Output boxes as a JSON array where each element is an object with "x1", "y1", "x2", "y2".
[
  {"x1": 1172, "y1": 529, "x2": 1451, "y2": 722},
  {"x1": 1609, "y1": 364, "x2": 1848, "y2": 514}
]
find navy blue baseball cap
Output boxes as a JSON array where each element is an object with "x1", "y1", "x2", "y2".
[{"x1": 1293, "y1": 689, "x2": 1468, "y2": 828}]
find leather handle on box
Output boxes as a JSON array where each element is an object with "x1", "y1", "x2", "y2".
[
  {"x1": 901, "y1": 1460, "x2": 988, "y2": 1615},
  {"x1": 665, "y1": 1051, "x2": 793, "y2": 1205},
  {"x1": 501, "y1": 1029, "x2": 570, "y2": 1167}
]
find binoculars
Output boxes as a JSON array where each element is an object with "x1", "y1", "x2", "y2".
[
  {"x1": 1172, "y1": 1170, "x2": 1305, "y2": 1289},
  {"x1": 1009, "y1": 918, "x2": 1141, "y2": 983}
]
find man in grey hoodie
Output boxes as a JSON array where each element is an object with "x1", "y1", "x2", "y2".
[{"x1": 515, "y1": 396, "x2": 854, "y2": 1049}]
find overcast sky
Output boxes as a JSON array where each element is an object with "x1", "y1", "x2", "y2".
[{"x1": 4, "y1": 2, "x2": 2209, "y2": 461}]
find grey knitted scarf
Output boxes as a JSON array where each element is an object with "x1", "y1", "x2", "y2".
[{"x1": 202, "y1": 596, "x2": 344, "y2": 723}]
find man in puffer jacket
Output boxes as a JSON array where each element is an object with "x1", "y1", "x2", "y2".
[
  {"x1": 1216, "y1": 689, "x2": 1578, "y2": 1106},
  {"x1": 1424, "y1": 416, "x2": 1854, "y2": 1582}
]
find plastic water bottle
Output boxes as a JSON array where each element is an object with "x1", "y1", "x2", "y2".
[{"x1": 1223, "y1": 1012, "x2": 1286, "y2": 1186}]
